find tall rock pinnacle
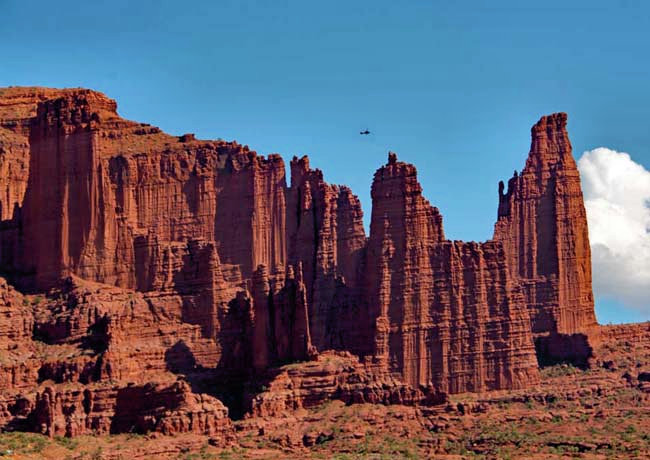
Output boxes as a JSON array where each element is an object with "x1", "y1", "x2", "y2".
[
  {"x1": 494, "y1": 113, "x2": 598, "y2": 342},
  {"x1": 0, "y1": 87, "x2": 600, "y2": 411},
  {"x1": 364, "y1": 152, "x2": 540, "y2": 392}
]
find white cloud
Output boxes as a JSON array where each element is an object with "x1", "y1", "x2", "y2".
[{"x1": 577, "y1": 147, "x2": 650, "y2": 311}]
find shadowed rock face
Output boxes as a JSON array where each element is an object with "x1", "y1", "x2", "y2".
[
  {"x1": 0, "y1": 87, "x2": 604, "y2": 438},
  {"x1": 286, "y1": 155, "x2": 368, "y2": 353}
]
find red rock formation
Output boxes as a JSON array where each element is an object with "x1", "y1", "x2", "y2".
[
  {"x1": 0, "y1": 275, "x2": 238, "y2": 440},
  {"x1": 494, "y1": 113, "x2": 597, "y2": 337},
  {"x1": 0, "y1": 87, "x2": 608, "y2": 441},
  {"x1": 133, "y1": 236, "x2": 241, "y2": 341},
  {"x1": 1, "y1": 87, "x2": 374, "y2": 360},
  {"x1": 251, "y1": 263, "x2": 316, "y2": 371},
  {"x1": 0, "y1": 277, "x2": 32, "y2": 348},
  {"x1": 0, "y1": 89, "x2": 64, "y2": 269},
  {"x1": 286, "y1": 156, "x2": 367, "y2": 352},
  {"x1": 0, "y1": 277, "x2": 41, "y2": 395},
  {"x1": 365, "y1": 153, "x2": 540, "y2": 392},
  {"x1": 598, "y1": 322, "x2": 650, "y2": 347},
  {"x1": 1, "y1": 90, "x2": 367, "y2": 349},
  {"x1": 247, "y1": 351, "x2": 441, "y2": 418},
  {"x1": 0, "y1": 88, "x2": 287, "y2": 290},
  {"x1": 33, "y1": 381, "x2": 233, "y2": 438},
  {"x1": 0, "y1": 88, "x2": 64, "y2": 221}
]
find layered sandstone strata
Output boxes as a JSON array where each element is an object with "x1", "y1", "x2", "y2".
[
  {"x1": 251, "y1": 263, "x2": 316, "y2": 371},
  {"x1": 364, "y1": 153, "x2": 540, "y2": 392},
  {"x1": 0, "y1": 89, "x2": 367, "y2": 352},
  {"x1": 0, "y1": 87, "x2": 65, "y2": 221},
  {"x1": 33, "y1": 381, "x2": 233, "y2": 438},
  {"x1": 0, "y1": 86, "x2": 375, "y2": 364},
  {"x1": 0, "y1": 274, "x2": 237, "y2": 440},
  {"x1": 0, "y1": 277, "x2": 32, "y2": 348},
  {"x1": 286, "y1": 156, "x2": 367, "y2": 353},
  {"x1": 247, "y1": 351, "x2": 441, "y2": 418},
  {"x1": 12, "y1": 88, "x2": 288, "y2": 288},
  {"x1": 0, "y1": 87, "x2": 606, "y2": 440},
  {"x1": 494, "y1": 113, "x2": 597, "y2": 336}
]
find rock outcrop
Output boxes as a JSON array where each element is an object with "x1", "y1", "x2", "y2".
[
  {"x1": 0, "y1": 277, "x2": 32, "y2": 349},
  {"x1": 0, "y1": 274, "x2": 238, "y2": 440},
  {"x1": 493, "y1": 113, "x2": 598, "y2": 363},
  {"x1": 0, "y1": 87, "x2": 609, "y2": 440},
  {"x1": 0, "y1": 89, "x2": 367, "y2": 350},
  {"x1": 364, "y1": 153, "x2": 540, "y2": 392},
  {"x1": 251, "y1": 263, "x2": 316, "y2": 371},
  {"x1": 10, "y1": 88, "x2": 288, "y2": 289},
  {"x1": 247, "y1": 351, "x2": 442, "y2": 418},
  {"x1": 0, "y1": 87, "x2": 61, "y2": 222},
  {"x1": 286, "y1": 156, "x2": 368, "y2": 353},
  {"x1": 494, "y1": 113, "x2": 597, "y2": 335},
  {"x1": 33, "y1": 381, "x2": 233, "y2": 438}
]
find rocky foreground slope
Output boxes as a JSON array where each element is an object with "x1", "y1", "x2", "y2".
[{"x1": 0, "y1": 87, "x2": 647, "y2": 457}]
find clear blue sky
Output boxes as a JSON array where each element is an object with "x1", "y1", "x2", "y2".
[{"x1": 1, "y1": 0, "x2": 649, "y2": 324}]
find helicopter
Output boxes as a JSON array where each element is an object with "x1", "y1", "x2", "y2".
[{"x1": 360, "y1": 129, "x2": 371, "y2": 135}]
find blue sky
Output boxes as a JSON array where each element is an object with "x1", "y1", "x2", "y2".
[{"x1": 1, "y1": 0, "x2": 649, "y2": 323}]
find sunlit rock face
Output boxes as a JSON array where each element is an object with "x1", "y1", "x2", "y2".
[
  {"x1": 494, "y1": 113, "x2": 597, "y2": 336},
  {"x1": 364, "y1": 152, "x2": 539, "y2": 392},
  {"x1": 0, "y1": 87, "x2": 607, "y2": 437}
]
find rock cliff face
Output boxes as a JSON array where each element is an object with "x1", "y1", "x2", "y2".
[
  {"x1": 10, "y1": 88, "x2": 289, "y2": 289},
  {"x1": 251, "y1": 263, "x2": 316, "y2": 371},
  {"x1": 364, "y1": 153, "x2": 539, "y2": 392},
  {"x1": 246, "y1": 351, "x2": 441, "y2": 419},
  {"x1": 0, "y1": 89, "x2": 366, "y2": 345},
  {"x1": 0, "y1": 275, "x2": 237, "y2": 438},
  {"x1": 0, "y1": 87, "x2": 64, "y2": 222},
  {"x1": 0, "y1": 278, "x2": 32, "y2": 349},
  {"x1": 494, "y1": 113, "x2": 597, "y2": 336},
  {"x1": 493, "y1": 113, "x2": 598, "y2": 364},
  {"x1": 286, "y1": 156, "x2": 367, "y2": 353},
  {"x1": 0, "y1": 87, "x2": 605, "y2": 439},
  {"x1": 33, "y1": 381, "x2": 233, "y2": 438}
]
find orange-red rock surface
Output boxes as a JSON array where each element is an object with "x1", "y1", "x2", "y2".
[
  {"x1": 246, "y1": 351, "x2": 440, "y2": 419},
  {"x1": 0, "y1": 88, "x2": 61, "y2": 222},
  {"x1": 494, "y1": 113, "x2": 597, "y2": 335},
  {"x1": 0, "y1": 86, "x2": 630, "y2": 446},
  {"x1": 493, "y1": 113, "x2": 599, "y2": 363},
  {"x1": 364, "y1": 153, "x2": 539, "y2": 392}
]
